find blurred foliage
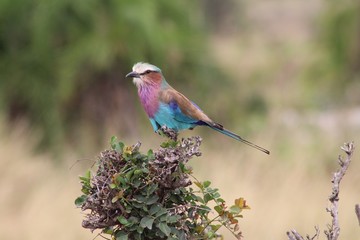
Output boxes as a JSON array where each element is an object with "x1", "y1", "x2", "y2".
[
  {"x1": 76, "y1": 136, "x2": 247, "y2": 239},
  {"x1": 2, "y1": 0, "x2": 358, "y2": 154},
  {"x1": 303, "y1": 0, "x2": 360, "y2": 108},
  {"x1": 0, "y1": 0, "x2": 225, "y2": 152}
]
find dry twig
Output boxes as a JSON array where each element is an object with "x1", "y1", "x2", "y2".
[
  {"x1": 287, "y1": 142, "x2": 355, "y2": 240},
  {"x1": 324, "y1": 142, "x2": 354, "y2": 240},
  {"x1": 287, "y1": 226, "x2": 319, "y2": 240},
  {"x1": 287, "y1": 229, "x2": 304, "y2": 240}
]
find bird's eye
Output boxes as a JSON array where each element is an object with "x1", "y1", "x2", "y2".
[{"x1": 140, "y1": 70, "x2": 152, "y2": 76}]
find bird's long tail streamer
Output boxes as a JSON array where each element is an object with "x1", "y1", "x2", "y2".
[{"x1": 210, "y1": 126, "x2": 270, "y2": 155}]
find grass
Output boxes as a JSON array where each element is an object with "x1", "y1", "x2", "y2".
[{"x1": 0, "y1": 121, "x2": 93, "y2": 240}]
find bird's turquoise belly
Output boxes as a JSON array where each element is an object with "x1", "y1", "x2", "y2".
[{"x1": 150, "y1": 102, "x2": 196, "y2": 131}]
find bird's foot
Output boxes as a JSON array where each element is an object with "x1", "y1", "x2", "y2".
[{"x1": 158, "y1": 126, "x2": 178, "y2": 142}]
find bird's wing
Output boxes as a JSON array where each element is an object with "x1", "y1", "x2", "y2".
[{"x1": 159, "y1": 88, "x2": 214, "y2": 125}]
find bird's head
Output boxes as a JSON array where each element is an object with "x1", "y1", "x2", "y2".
[{"x1": 126, "y1": 62, "x2": 163, "y2": 88}]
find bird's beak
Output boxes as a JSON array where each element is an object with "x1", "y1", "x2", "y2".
[{"x1": 126, "y1": 71, "x2": 140, "y2": 78}]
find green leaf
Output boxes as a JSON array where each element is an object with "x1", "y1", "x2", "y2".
[
  {"x1": 109, "y1": 183, "x2": 117, "y2": 189},
  {"x1": 179, "y1": 162, "x2": 186, "y2": 172},
  {"x1": 110, "y1": 136, "x2": 124, "y2": 153},
  {"x1": 125, "y1": 169, "x2": 135, "y2": 180},
  {"x1": 125, "y1": 205, "x2": 132, "y2": 213},
  {"x1": 147, "y1": 183, "x2": 158, "y2": 195},
  {"x1": 194, "y1": 195, "x2": 205, "y2": 204},
  {"x1": 204, "y1": 193, "x2": 213, "y2": 203},
  {"x1": 203, "y1": 180, "x2": 211, "y2": 188},
  {"x1": 115, "y1": 231, "x2": 128, "y2": 240},
  {"x1": 212, "y1": 192, "x2": 221, "y2": 199},
  {"x1": 110, "y1": 136, "x2": 117, "y2": 147},
  {"x1": 103, "y1": 227, "x2": 113, "y2": 234},
  {"x1": 140, "y1": 216, "x2": 154, "y2": 230},
  {"x1": 214, "y1": 205, "x2": 223, "y2": 214},
  {"x1": 160, "y1": 140, "x2": 178, "y2": 148},
  {"x1": 85, "y1": 169, "x2": 91, "y2": 179},
  {"x1": 74, "y1": 195, "x2": 87, "y2": 207},
  {"x1": 169, "y1": 140, "x2": 178, "y2": 147},
  {"x1": 167, "y1": 215, "x2": 181, "y2": 223},
  {"x1": 79, "y1": 176, "x2": 88, "y2": 182},
  {"x1": 128, "y1": 216, "x2": 139, "y2": 225},
  {"x1": 147, "y1": 149, "x2": 155, "y2": 160},
  {"x1": 116, "y1": 175, "x2": 126, "y2": 185},
  {"x1": 229, "y1": 205, "x2": 241, "y2": 214},
  {"x1": 198, "y1": 205, "x2": 211, "y2": 214},
  {"x1": 118, "y1": 142, "x2": 125, "y2": 153},
  {"x1": 146, "y1": 195, "x2": 159, "y2": 205},
  {"x1": 81, "y1": 187, "x2": 90, "y2": 195},
  {"x1": 132, "y1": 201, "x2": 144, "y2": 209},
  {"x1": 134, "y1": 195, "x2": 146, "y2": 203},
  {"x1": 149, "y1": 204, "x2": 161, "y2": 215},
  {"x1": 133, "y1": 178, "x2": 141, "y2": 188},
  {"x1": 136, "y1": 226, "x2": 144, "y2": 234},
  {"x1": 211, "y1": 224, "x2": 222, "y2": 232},
  {"x1": 158, "y1": 222, "x2": 171, "y2": 236},
  {"x1": 117, "y1": 216, "x2": 129, "y2": 225},
  {"x1": 79, "y1": 170, "x2": 91, "y2": 188},
  {"x1": 207, "y1": 230, "x2": 216, "y2": 238},
  {"x1": 155, "y1": 208, "x2": 168, "y2": 217}
]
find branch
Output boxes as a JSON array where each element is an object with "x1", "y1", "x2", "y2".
[
  {"x1": 287, "y1": 229, "x2": 304, "y2": 240},
  {"x1": 287, "y1": 142, "x2": 355, "y2": 240},
  {"x1": 324, "y1": 142, "x2": 354, "y2": 240},
  {"x1": 286, "y1": 226, "x2": 319, "y2": 240}
]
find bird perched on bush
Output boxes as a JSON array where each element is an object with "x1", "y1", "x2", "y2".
[{"x1": 126, "y1": 62, "x2": 269, "y2": 154}]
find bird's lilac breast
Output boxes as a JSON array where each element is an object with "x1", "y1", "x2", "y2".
[{"x1": 138, "y1": 86, "x2": 159, "y2": 118}]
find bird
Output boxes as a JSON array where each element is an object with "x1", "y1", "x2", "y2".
[{"x1": 126, "y1": 62, "x2": 270, "y2": 155}]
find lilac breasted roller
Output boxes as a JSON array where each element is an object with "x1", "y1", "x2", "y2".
[{"x1": 126, "y1": 62, "x2": 269, "y2": 154}]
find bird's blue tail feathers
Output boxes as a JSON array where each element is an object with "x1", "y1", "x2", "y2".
[{"x1": 209, "y1": 125, "x2": 270, "y2": 155}]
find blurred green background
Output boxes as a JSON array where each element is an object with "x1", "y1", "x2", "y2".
[{"x1": 1, "y1": 0, "x2": 360, "y2": 239}]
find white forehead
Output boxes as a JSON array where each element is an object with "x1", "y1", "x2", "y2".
[{"x1": 132, "y1": 62, "x2": 161, "y2": 74}]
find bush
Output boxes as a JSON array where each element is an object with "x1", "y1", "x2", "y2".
[{"x1": 75, "y1": 134, "x2": 248, "y2": 239}]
